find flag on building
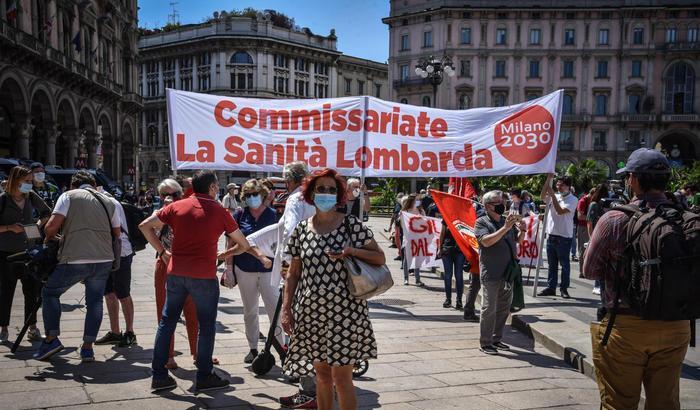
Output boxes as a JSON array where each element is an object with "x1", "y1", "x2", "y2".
[
  {"x1": 431, "y1": 189, "x2": 480, "y2": 273},
  {"x1": 71, "y1": 31, "x2": 81, "y2": 52},
  {"x1": 6, "y1": 0, "x2": 18, "y2": 21}
]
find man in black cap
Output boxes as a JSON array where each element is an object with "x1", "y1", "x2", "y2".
[
  {"x1": 583, "y1": 148, "x2": 690, "y2": 409},
  {"x1": 30, "y1": 163, "x2": 60, "y2": 208}
]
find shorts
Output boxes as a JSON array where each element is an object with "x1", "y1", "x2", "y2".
[{"x1": 104, "y1": 254, "x2": 133, "y2": 299}]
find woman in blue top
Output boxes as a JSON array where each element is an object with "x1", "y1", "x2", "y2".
[{"x1": 229, "y1": 179, "x2": 281, "y2": 363}]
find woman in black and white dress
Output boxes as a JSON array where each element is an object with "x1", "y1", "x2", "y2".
[{"x1": 281, "y1": 168, "x2": 384, "y2": 410}]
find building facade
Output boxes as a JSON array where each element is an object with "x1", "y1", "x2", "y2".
[
  {"x1": 0, "y1": 0, "x2": 142, "y2": 182},
  {"x1": 137, "y1": 13, "x2": 388, "y2": 184},
  {"x1": 384, "y1": 0, "x2": 700, "y2": 175}
]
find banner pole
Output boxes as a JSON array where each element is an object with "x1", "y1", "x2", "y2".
[
  {"x1": 532, "y1": 205, "x2": 549, "y2": 297},
  {"x1": 358, "y1": 96, "x2": 369, "y2": 217}
]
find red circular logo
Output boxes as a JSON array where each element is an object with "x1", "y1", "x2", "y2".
[{"x1": 494, "y1": 105, "x2": 555, "y2": 165}]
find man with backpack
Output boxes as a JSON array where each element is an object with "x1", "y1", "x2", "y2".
[{"x1": 583, "y1": 148, "x2": 698, "y2": 409}]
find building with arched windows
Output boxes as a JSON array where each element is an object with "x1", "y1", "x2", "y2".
[
  {"x1": 137, "y1": 12, "x2": 388, "y2": 184},
  {"x1": 384, "y1": 1, "x2": 700, "y2": 176},
  {"x1": 0, "y1": 0, "x2": 141, "y2": 182}
]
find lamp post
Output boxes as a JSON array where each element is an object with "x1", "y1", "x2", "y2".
[{"x1": 414, "y1": 54, "x2": 456, "y2": 108}]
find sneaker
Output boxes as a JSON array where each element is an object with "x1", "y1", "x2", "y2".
[
  {"x1": 95, "y1": 331, "x2": 122, "y2": 345},
  {"x1": 493, "y1": 342, "x2": 510, "y2": 350},
  {"x1": 196, "y1": 372, "x2": 230, "y2": 393},
  {"x1": 27, "y1": 328, "x2": 42, "y2": 342},
  {"x1": 403, "y1": 279, "x2": 409, "y2": 286},
  {"x1": 244, "y1": 349, "x2": 258, "y2": 364},
  {"x1": 592, "y1": 287, "x2": 601, "y2": 295},
  {"x1": 455, "y1": 301, "x2": 463, "y2": 311},
  {"x1": 393, "y1": 255, "x2": 402, "y2": 261},
  {"x1": 33, "y1": 338, "x2": 63, "y2": 361},
  {"x1": 279, "y1": 391, "x2": 317, "y2": 409},
  {"x1": 442, "y1": 299, "x2": 451, "y2": 308},
  {"x1": 80, "y1": 348, "x2": 95, "y2": 363},
  {"x1": 463, "y1": 313, "x2": 479, "y2": 323},
  {"x1": 537, "y1": 288, "x2": 556, "y2": 297},
  {"x1": 0, "y1": 328, "x2": 9, "y2": 343},
  {"x1": 479, "y1": 345, "x2": 499, "y2": 355},
  {"x1": 416, "y1": 281, "x2": 425, "y2": 287},
  {"x1": 560, "y1": 289, "x2": 571, "y2": 299},
  {"x1": 151, "y1": 375, "x2": 177, "y2": 393},
  {"x1": 118, "y1": 331, "x2": 137, "y2": 347}
]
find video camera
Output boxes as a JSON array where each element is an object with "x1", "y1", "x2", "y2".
[{"x1": 7, "y1": 241, "x2": 59, "y2": 282}]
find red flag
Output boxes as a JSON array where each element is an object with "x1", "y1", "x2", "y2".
[
  {"x1": 448, "y1": 177, "x2": 476, "y2": 199},
  {"x1": 431, "y1": 189, "x2": 480, "y2": 274}
]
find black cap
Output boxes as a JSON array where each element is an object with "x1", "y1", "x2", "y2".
[
  {"x1": 30, "y1": 162, "x2": 44, "y2": 170},
  {"x1": 616, "y1": 148, "x2": 670, "y2": 175}
]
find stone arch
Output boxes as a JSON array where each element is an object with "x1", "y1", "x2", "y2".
[
  {"x1": 29, "y1": 82, "x2": 56, "y2": 122},
  {"x1": 56, "y1": 97, "x2": 78, "y2": 167},
  {"x1": 654, "y1": 128, "x2": 699, "y2": 163},
  {"x1": 29, "y1": 87, "x2": 54, "y2": 164},
  {"x1": 0, "y1": 73, "x2": 30, "y2": 158},
  {"x1": 79, "y1": 103, "x2": 96, "y2": 132},
  {"x1": 0, "y1": 69, "x2": 30, "y2": 114},
  {"x1": 230, "y1": 51, "x2": 254, "y2": 65}
]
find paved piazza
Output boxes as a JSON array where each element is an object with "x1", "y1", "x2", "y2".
[{"x1": 0, "y1": 217, "x2": 610, "y2": 410}]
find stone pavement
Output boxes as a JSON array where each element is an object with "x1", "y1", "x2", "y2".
[{"x1": 0, "y1": 216, "x2": 601, "y2": 410}]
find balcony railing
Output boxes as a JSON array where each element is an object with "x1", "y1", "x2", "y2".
[
  {"x1": 593, "y1": 144, "x2": 608, "y2": 152},
  {"x1": 393, "y1": 77, "x2": 428, "y2": 88},
  {"x1": 661, "y1": 114, "x2": 700, "y2": 122},
  {"x1": 656, "y1": 41, "x2": 700, "y2": 52},
  {"x1": 562, "y1": 113, "x2": 592, "y2": 124},
  {"x1": 620, "y1": 113, "x2": 656, "y2": 123},
  {"x1": 123, "y1": 92, "x2": 144, "y2": 106}
]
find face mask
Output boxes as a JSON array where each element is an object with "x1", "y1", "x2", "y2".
[
  {"x1": 246, "y1": 194, "x2": 262, "y2": 209},
  {"x1": 314, "y1": 193, "x2": 337, "y2": 212},
  {"x1": 353, "y1": 188, "x2": 361, "y2": 198},
  {"x1": 493, "y1": 203, "x2": 506, "y2": 215},
  {"x1": 19, "y1": 182, "x2": 33, "y2": 194},
  {"x1": 415, "y1": 200, "x2": 422, "y2": 207},
  {"x1": 34, "y1": 172, "x2": 45, "y2": 183}
]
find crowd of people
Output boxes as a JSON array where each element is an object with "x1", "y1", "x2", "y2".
[{"x1": 0, "y1": 147, "x2": 696, "y2": 409}]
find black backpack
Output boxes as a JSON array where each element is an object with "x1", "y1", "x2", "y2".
[
  {"x1": 120, "y1": 201, "x2": 149, "y2": 252},
  {"x1": 602, "y1": 202, "x2": 700, "y2": 345}
]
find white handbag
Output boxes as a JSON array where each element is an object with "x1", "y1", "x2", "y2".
[{"x1": 343, "y1": 217, "x2": 394, "y2": 300}]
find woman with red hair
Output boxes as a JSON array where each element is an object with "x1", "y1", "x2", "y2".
[{"x1": 281, "y1": 168, "x2": 385, "y2": 410}]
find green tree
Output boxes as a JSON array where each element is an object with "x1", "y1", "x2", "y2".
[
  {"x1": 669, "y1": 161, "x2": 700, "y2": 192},
  {"x1": 564, "y1": 159, "x2": 607, "y2": 194}
]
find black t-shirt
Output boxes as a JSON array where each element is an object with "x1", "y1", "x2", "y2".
[{"x1": 441, "y1": 219, "x2": 458, "y2": 250}]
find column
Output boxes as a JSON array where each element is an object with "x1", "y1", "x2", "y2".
[
  {"x1": 174, "y1": 57, "x2": 180, "y2": 89},
  {"x1": 158, "y1": 60, "x2": 164, "y2": 96},
  {"x1": 210, "y1": 51, "x2": 217, "y2": 89},
  {"x1": 87, "y1": 132, "x2": 98, "y2": 168},
  {"x1": 15, "y1": 116, "x2": 32, "y2": 159},
  {"x1": 65, "y1": 128, "x2": 78, "y2": 168},
  {"x1": 157, "y1": 109, "x2": 163, "y2": 146},
  {"x1": 46, "y1": 123, "x2": 59, "y2": 166},
  {"x1": 309, "y1": 62, "x2": 316, "y2": 97},
  {"x1": 192, "y1": 56, "x2": 199, "y2": 91},
  {"x1": 115, "y1": 140, "x2": 122, "y2": 181},
  {"x1": 141, "y1": 62, "x2": 147, "y2": 96}
]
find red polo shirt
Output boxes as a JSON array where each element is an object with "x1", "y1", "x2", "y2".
[{"x1": 157, "y1": 193, "x2": 239, "y2": 279}]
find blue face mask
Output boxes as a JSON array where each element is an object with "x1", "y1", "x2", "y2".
[
  {"x1": 314, "y1": 193, "x2": 337, "y2": 212},
  {"x1": 19, "y1": 183, "x2": 33, "y2": 194},
  {"x1": 246, "y1": 194, "x2": 262, "y2": 209}
]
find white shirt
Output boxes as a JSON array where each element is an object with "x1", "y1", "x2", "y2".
[
  {"x1": 108, "y1": 197, "x2": 133, "y2": 257},
  {"x1": 52, "y1": 185, "x2": 121, "y2": 264},
  {"x1": 545, "y1": 192, "x2": 579, "y2": 238},
  {"x1": 247, "y1": 222, "x2": 279, "y2": 258},
  {"x1": 271, "y1": 187, "x2": 316, "y2": 285},
  {"x1": 221, "y1": 193, "x2": 239, "y2": 212}
]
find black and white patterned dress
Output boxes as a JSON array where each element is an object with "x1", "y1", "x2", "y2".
[{"x1": 283, "y1": 214, "x2": 378, "y2": 377}]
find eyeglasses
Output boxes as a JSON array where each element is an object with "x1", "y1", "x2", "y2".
[
  {"x1": 243, "y1": 192, "x2": 260, "y2": 199},
  {"x1": 160, "y1": 191, "x2": 181, "y2": 198},
  {"x1": 315, "y1": 185, "x2": 338, "y2": 194}
]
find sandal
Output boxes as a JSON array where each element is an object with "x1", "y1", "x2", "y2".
[{"x1": 165, "y1": 358, "x2": 178, "y2": 370}]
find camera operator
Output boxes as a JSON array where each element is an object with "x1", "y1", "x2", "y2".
[
  {"x1": 0, "y1": 166, "x2": 51, "y2": 343},
  {"x1": 34, "y1": 170, "x2": 121, "y2": 362}
]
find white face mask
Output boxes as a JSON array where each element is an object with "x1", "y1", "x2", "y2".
[{"x1": 34, "y1": 172, "x2": 45, "y2": 183}]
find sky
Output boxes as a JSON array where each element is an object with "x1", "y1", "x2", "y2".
[{"x1": 137, "y1": 0, "x2": 390, "y2": 62}]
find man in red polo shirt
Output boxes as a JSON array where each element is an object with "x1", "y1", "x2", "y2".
[{"x1": 139, "y1": 170, "x2": 250, "y2": 393}]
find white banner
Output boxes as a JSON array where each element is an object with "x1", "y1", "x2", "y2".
[
  {"x1": 516, "y1": 215, "x2": 540, "y2": 267},
  {"x1": 400, "y1": 212, "x2": 443, "y2": 270},
  {"x1": 167, "y1": 89, "x2": 563, "y2": 177}
]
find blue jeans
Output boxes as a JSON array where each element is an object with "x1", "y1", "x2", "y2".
[
  {"x1": 570, "y1": 225, "x2": 577, "y2": 257},
  {"x1": 401, "y1": 248, "x2": 420, "y2": 282},
  {"x1": 42, "y1": 262, "x2": 111, "y2": 342},
  {"x1": 546, "y1": 236, "x2": 572, "y2": 291},
  {"x1": 152, "y1": 275, "x2": 219, "y2": 381},
  {"x1": 441, "y1": 248, "x2": 465, "y2": 301}
]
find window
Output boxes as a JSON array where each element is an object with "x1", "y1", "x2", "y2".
[
  {"x1": 598, "y1": 29, "x2": 609, "y2": 45},
  {"x1": 274, "y1": 76, "x2": 289, "y2": 94},
  {"x1": 400, "y1": 98, "x2": 408, "y2": 104},
  {"x1": 345, "y1": 78, "x2": 352, "y2": 94},
  {"x1": 358, "y1": 80, "x2": 365, "y2": 95},
  {"x1": 664, "y1": 62, "x2": 695, "y2": 114},
  {"x1": 314, "y1": 62, "x2": 329, "y2": 76},
  {"x1": 422, "y1": 96, "x2": 431, "y2": 107},
  {"x1": 689, "y1": 28, "x2": 699, "y2": 43},
  {"x1": 495, "y1": 60, "x2": 506, "y2": 77},
  {"x1": 666, "y1": 28, "x2": 677, "y2": 43},
  {"x1": 274, "y1": 54, "x2": 288, "y2": 68},
  {"x1": 447, "y1": 24, "x2": 452, "y2": 43},
  {"x1": 628, "y1": 94, "x2": 641, "y2": 113},
  {"x1": 564, "y1": 29, "x2": 575, "y2": 45},
  {"x1": 375, "y1": 84, "x2": 382, "y2": 98},
  {"x1": 595, "y1": 94, "x2": 608, "y2": 116},
  {"x1": 231, "y1": 51, "x2": 253, "y2": 65},
  {"x1": 531, "y1": 12, "x2": 541, "y2": 20},
  {"x1": 562, "y1": 61, "x2": 575, "y2": 78},
  {"x1": 295, "y1": 79, "x2": 309, "y2": 96},
  {"x1": 462, "y1": 12, "x2": 472, "y2": 19},
  {"x1": 295, "y1": 58, "x2": 308, "y2": 72},
  {"x1": 631, "y1": 60, "x2": 642, "y2": 77},
  {"x1": 458, "y1": 94, "x2": 472, "y2": 109},
  {"x1": 528, "y1": 60, "x2": 540, "y2": 78},
  {"x1": 460, "y1": 28, "x2": 471, "y2": 44},
  {"x1": 596, "y1": 60, "x2": 609, "y2": 78},
  {"x1": 593, "y1": 130, "x2": 607, "y2": 149},
  {"x1": 423, "y1": 31, "x2": 433, "y2": 47},
  {"x1": 633, "y1": 28, "x2": 644, "y2": 44},
  {"x1": 563, "y1": 94, "x2": 574, "y2": 114},
  {"x1": 493, "y1": 93, "x2": 507, "y2": 107},
  {"x1": 400, "y1": 65, "x2": 409, "y2": 81},
  {"x1": 314, "y1": 83, "x2": 328, "y2": 98},
  {"x1": 180, "y1": 76, "x2": 192, "y2": 92},
  {"x1": 529, "y1": 28, "x2": 541, "y2": 45},
  {"x1": 460, "y1": 60, "x2": 471, "y2": 77},
  {"x1": 400, "y1": 34, "x2": 410, "y2": 50},
  {"x1": 231, "y1": 72, "x2": 253, "y2": 90},
  {"x1": 559, "y1": 129, "x2": 574, "y2": 150},
  {"x1": 496, "y1": 28, "x2": 507, "y2": 44},
  {"x1": 198, "y1": 52, "x2": 211, "y2": 66},
  {"x1": 566, "y1": 12, "x2": 576, "y2": 20},
  {"x1": 601, "y1": 11, "x2": 611, "y2": 19},
  {"x1": 627, "y1": 130, "x2": 642, "y2": 149},
  {"x1": 526, "y1": 92, "x2": 541, "y2": 101},
  {"x1": 198, "y1": 74, "x2": 210, "y2": 91}
]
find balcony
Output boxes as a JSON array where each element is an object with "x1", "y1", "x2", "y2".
[
  {"x1": 393, "y1": 77, "x2": 428, "y2": 88},
  {"x1": 619, "y1": 113, "x2": 656, "y2": 123},
  {"x1": 656, "y1": 41, "x2": 700, "y2": 52},
  {"x1": 562, "y1": 113, "x2": 592, "y2": 125},
  {"x1": 593, "y1": 144, "x2": 608, "y2": 152},
  {"x1": 661, "y1": 114, "x2": 700, "y2": 123}
]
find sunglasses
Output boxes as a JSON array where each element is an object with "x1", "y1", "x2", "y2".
[
  {"x1": 315, "y1": 185, "x2": 338, "y2": 194},
  {"x1": 160, "y1": 191, "x2": 181, "y2": 198},
  {"x1": 243, "y1": 192, "x2": 260, "y2": 199}
]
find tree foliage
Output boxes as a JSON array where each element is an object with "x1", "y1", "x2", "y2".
[
  {"x1": 563, "y1": 159, "x2": 608, "y2": 194},
  {"x1": 669, "y1": 161, "x2": 700, "y2": 191}
]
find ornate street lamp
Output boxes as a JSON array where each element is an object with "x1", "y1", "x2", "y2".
[{"x1": 414, "y1": 54, "x2": 456, "y2": 108}]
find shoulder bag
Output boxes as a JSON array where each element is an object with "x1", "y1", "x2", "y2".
[
  {"x1": 343, "y1": 216, "x2": 393, "y2": 300},
  {"x1": 83, "y1": 189, "x2": 121, "y2": 271}
]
